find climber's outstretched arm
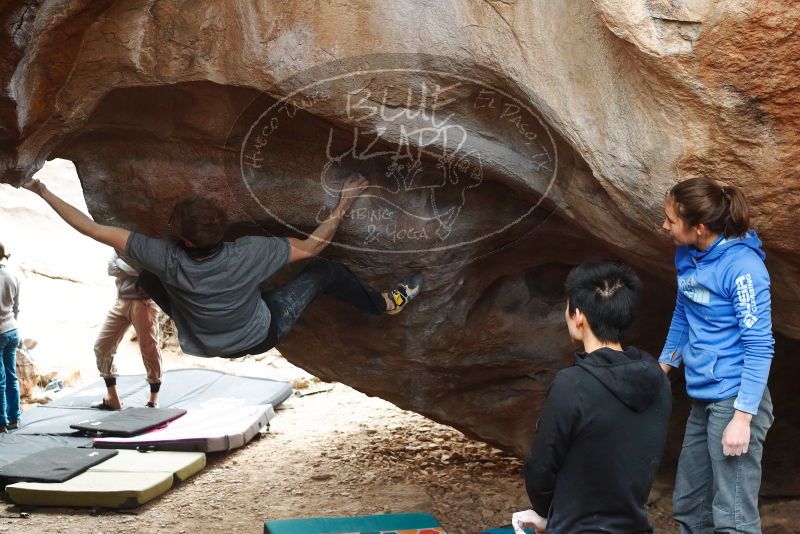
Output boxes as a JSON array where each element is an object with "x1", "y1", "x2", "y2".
[{"x1": 22, "y1": 178, "x2": 130, "y2": 251}]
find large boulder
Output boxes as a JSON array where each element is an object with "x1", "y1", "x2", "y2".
[{"x1": 2, "y1": 0, "x2": 798, "y2": 492}]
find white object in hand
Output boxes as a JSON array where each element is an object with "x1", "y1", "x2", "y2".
[{"x1": 512, "y1": 508, "x2": 547, "y2": 533}]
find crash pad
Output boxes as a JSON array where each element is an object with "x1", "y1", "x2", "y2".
[
  {"x1": 5, "y1": 449, "x2": 205, "y2": 508},
  {"x1": 265, "y1": 513, "x2": 445, "y2": 534},
  {"x1": 0, "y1": 447, "x2": 116, "y2": 484},
  {"x1": 94, "y1": 404, "x2": 273, "y2": 452},
  {"x1": 69, "y1": 407, "x2": 186, "y2": 437}
]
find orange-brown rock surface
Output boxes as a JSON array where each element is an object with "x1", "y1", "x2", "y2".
[{"x1": 1, "y1": 0, "x2": 798, "y2": 492}]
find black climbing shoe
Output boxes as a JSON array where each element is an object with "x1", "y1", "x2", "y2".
[{"x1": 385, "y1": 273, "x2": 423, "y2": 315}]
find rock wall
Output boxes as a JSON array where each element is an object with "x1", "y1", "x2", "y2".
[{"x1": 2, "y1": 0, "x2": 799, "y2": 492}]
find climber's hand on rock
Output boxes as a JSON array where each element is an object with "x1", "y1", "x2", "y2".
[
  {"x1": 337, "y1": 174, "x2": 368, "y2": 212},
  {"x1": 22, "y1": 178, "x2": 46, "y2": 196}
]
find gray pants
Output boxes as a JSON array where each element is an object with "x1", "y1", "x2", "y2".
[{"x1": 673, "y1": 389, "x2": 773, "y2": 533}]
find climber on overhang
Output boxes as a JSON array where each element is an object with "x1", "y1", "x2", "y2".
[{"x1": 21, "y1": 174, "x2": 423, "y2": 360}]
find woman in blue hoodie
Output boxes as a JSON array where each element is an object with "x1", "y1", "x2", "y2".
[{"x1": 660, "y1": 177, "x2": 774, "y2": 533}]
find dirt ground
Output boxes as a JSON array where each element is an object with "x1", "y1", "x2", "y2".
[{"x1": 2, "y1": 160, "x2": 799, "y2": 533}]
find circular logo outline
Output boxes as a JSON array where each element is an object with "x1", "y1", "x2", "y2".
[{"x1": 233, "y1": 62, "x2": 561, "y2": 255}]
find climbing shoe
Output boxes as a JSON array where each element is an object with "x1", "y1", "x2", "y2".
[{"x1": 385, "y1": 273, "x2": 423, "y2": 315}]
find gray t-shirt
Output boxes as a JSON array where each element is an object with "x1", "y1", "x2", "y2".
[{"x1": 125, "y1": 233, "x2": 290, "y2": 357}]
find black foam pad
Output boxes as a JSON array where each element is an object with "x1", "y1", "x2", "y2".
[
  {"x1": 0, "y1": 447, "x2": 117, "y2": 484},
  {"x1": 70, "y1": 408, "x2": 187, "y2": 437}
]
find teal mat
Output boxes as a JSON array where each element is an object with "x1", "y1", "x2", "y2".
[
  {"x1": 476, "y1": 529, "x2": 533, "y2": 534},
  {"x1": 265, "y1": 513, "x2": 442, "y2": 534}
]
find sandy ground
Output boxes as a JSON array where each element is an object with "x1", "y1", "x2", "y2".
[{"x1": 1, "y1": 160, "x2": 798, "y2": 533}]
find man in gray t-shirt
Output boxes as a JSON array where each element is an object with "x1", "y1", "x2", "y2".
[
  {"x1": 22, "y1": 174, "x2": 423, "y2": 360},
  {"x1": 125, "y1": 233, "x2": 290, "y2": 356}
]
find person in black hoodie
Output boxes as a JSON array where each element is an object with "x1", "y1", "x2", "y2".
[{"x1": 513, "y1": 261, "x2": 672, "y2": 534}]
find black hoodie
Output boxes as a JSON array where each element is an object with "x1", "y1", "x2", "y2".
[{"x1": 524, "y1": 346, "x2": 671, "y2": 533}]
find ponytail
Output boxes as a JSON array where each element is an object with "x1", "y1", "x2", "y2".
[
  {"x1": 669, "y1": 178, "x2": 750, "y2": 238},
  {"x1": 721, "y1": 184, "x2": 750, "y2": 238}
]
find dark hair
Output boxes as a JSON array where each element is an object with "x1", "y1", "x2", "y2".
[
  {"x1": 170, "y1": 196, "x2": 228, "y2": 249},
  {"x1": 669, "y1": 177, "x2": 750, "y2": 238},
  {"x1": 0, "y1": 241, "x2": 7, "y2": 260},
  {"x1": 565, "y1": 261, "x2": 643, "y2": 343}
]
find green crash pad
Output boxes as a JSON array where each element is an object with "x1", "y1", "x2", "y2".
[
  {"x1": 91, "y1": 449, "x2": 205, "y2": 483},
  {"x1": 6, "y1": 450, "x2": 205, "y2": 508},
  {"x1": 265, "y1": 513, "x2": 444, "y2": 534}
]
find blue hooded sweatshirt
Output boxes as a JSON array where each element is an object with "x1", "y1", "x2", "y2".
[{"x1": 659, "y1": 230, "x2": 774, "y2": 415}]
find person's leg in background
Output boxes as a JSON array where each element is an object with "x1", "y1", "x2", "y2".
[
  {"x1": 93, "y1": 299, "x2": 131, "y2": 410},
  {"x1": 1, "y1": 329, "x2": 21, "y2": 430},
  {"x1": 0, "y1": 329, "x2": 14, "y2": 432},
  {"x1": 130, "y1": 298, "x2": 163, "y2": 407},
  {"x1": 672, "y1": 400, "x2": 715, "y2": 534}
]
